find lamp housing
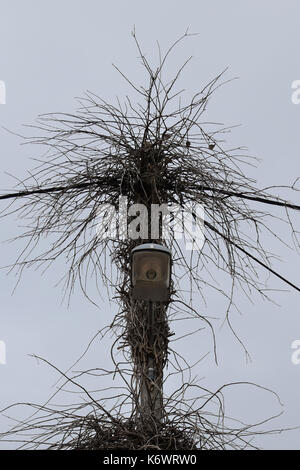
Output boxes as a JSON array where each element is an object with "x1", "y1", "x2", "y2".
[{"x1": 131, "y1": 243, "x2": 171, "y2": 302}]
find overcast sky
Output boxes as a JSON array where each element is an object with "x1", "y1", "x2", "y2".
[{"x1": 0, "y1": 0, "x2": 300, "y2": 450}]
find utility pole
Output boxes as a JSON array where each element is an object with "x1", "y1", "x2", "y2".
[
  {"x1": 138, "y1": 301, "x2": 164, "y2": 423},
  {"x1": 131, "y1": 242, "x2": 171, "y2": 427},
  {"x1": 127, "y1": 141, "x2": 172, "y2": 427}
]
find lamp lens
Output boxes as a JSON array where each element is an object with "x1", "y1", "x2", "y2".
[{"x1": 146, "y1": 269, "x2": 157, "y2": 280}]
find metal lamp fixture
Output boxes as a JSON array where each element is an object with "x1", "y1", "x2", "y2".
[{"x1": 131, "y1": 243, "x2": 171, "y2": 302}]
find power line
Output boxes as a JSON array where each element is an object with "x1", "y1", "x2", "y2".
[
  {"x1": 199, "y1": 186, "x2": 300, "y2": 211},
  {"x1": 205, "y1": 220, "x2": 300, "y2": 293},
  {"x1": 1, "y1": 182, "x2": 299, "y2": 213},
  {"x1": 0, "y1": 182, "x2": 95, "y2": 200}
]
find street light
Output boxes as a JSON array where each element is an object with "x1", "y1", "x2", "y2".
[{"x1": 131, "y1": 243, "x2": 171, "y2": 302}]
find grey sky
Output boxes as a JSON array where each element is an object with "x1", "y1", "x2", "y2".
[{"x1": 0, "y1": 0, "x2": 300, "y2": 449}]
